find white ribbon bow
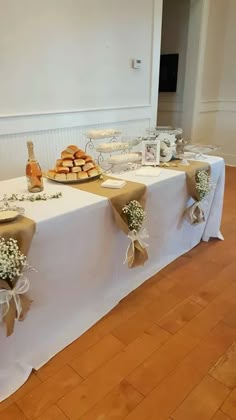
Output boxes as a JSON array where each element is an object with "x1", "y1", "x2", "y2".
[
  {"x1": 185, "y1": 201, "x2": 205, "y2": 225},
  {"x1": 0, "y1": 276, "x2": 29, "y2": 321},
  {"x1": 124, "y1": 228, "x2": 149, "y2": 264}
]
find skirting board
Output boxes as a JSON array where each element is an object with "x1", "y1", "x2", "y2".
[{"x1": 216, "y1": 152, "x2": 236, "y2": 166}]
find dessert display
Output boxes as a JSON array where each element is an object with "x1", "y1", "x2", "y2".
[
  {"x1": 95, "y1": 142, "x2": 129, "y2": 153},
  {"x1": 107, "y1": 153, "x2": 141, "y2": 164},
  {"x1": 47, "y1": 145, "x2": 102, "y2": 183},
  {"x1": 86, "y1": 129, "x2": 121, "y2": 139}
]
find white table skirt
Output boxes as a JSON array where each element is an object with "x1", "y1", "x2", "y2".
[{"x1": 0, "y1": 156, "x2": 225, "y2": 401}]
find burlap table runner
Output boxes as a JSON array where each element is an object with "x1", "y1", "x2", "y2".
[
  {"x1": 161, "y1": 160, "x2": 211, "y2": 223},
  {"x1": 0, "y1": 215, "x2": 36, "y2": 336},
  {"x1": 71, "y1": 175, "x2": 148, "y2": 268}
]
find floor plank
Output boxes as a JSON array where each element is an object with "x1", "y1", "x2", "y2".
[
  {"x1": 221, "y1": 387, "x2": 236, "y2": 419},
  {"x1": 157, "y1": 299, "x2": 203, "y2": 334},
  {"x1": 57, "y1": 325, "x2": 170, "y2": 419},
  {"x1": 210, "y1": 342, "x2": 236, "y2": 389},
  {"x1": 69, "y1": 334, "x2": 124, "y2": 378},
  {"x1": 171, "y1": 375, "x2": 230, "y2": 420},
  {"x1": 125, "y1": 323, "x2": 236, "y2": 420},
  {"x1": 80, "y1": 380, "x2": 143, "y2": 420},
  {"x1": 16, "y1": 366, "x2": 82, "y2": 419}
]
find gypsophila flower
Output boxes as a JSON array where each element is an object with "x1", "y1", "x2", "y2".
[
  {"x1": 122, "y1": 200, "x2": 146, "y2": 233},
  {"x1": 196, "y1": 170, "x2": 213, "y2": 201},
  {"x1": 0, "y1": 237, "x2": 33, "y2": 285},
  {"x1": 1, "y1": 192, "x2": 62, "y2": 203}
]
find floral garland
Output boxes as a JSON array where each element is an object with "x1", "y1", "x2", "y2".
[
  {"x1": 196, "y1": 170, "x2": 213, "y2": 201},
  {"x1": 122, "y1": 200, "x2": 146, "y2": 232},
  {"x1": 1, "y1": 192, "x2": 62, "y2": 202}
]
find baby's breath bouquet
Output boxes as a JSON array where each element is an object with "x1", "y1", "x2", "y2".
[
  {"x1": 122, "y1": 200, "x2": 148, "y2": 268},
  {"x1": 0, "y1": 237, "x2": 31, "y2": 287},
  {"x1": 122, "y1": 200, "x2": 146, "y2": 233},
  {"x1": 0, "y1": 237, "x2": 33, "y2": 336},
  {"x1": 185, "y1": 169, "x2": 213, "y2": 225},
  {"x1": 196, "y1": 170, "x2": 213, "y2": 201}
]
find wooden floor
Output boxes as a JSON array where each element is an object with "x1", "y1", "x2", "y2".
[{"x1": 1, "y1": 166, "x2": 236, "y2": 420}]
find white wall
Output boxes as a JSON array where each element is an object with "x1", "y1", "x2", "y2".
[
  {"x1": 216, "y1": 0, "x2": 236, "y2": 165},
  {"x1": 192, "y1": 0, "x2": 228, "y2": 144},
  {"x1": 157, "y1": 0, "x2": 190, "y2": 127},
  {"x1": 192, "y1": 0, "x2": 236, "y2": 165},
  {"x1": 0, "y1": 0, "x2": 163, "y2": 180},
  {"x1": 0, "y1": 0, "x2": 154, "y2": 115}
]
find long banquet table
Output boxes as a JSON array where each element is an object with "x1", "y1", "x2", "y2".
[{"x1": 0, "y1": 156, "x2": 225, "y2": 400}]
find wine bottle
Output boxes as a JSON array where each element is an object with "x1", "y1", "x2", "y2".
[{"x1": 26, "y1": 141, "x2": 44, "y2": 193}]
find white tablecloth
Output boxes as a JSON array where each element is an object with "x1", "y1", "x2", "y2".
[{"x1": 0, "y1": 156, "x2": 225, "y2": 401}]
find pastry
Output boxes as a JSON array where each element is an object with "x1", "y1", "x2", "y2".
[
  {"x1": 78, "y1": 171, "x2": 88, "y2": 179},
  {"x1": 82, "y1": 162, "x2": 95, "y2": 172},
  {"x1": 67, "y1": 173, "x2": 77, "y2": 181},
  {"x1": 74, "y1": 159, "x2": 86, "y2": 166},
  {"x1": 65, "y1": 145, "x2": 79, "y2": 154},
  {"x1": 95, "y1": 165, "x2": 102, "y2": 174},
  {"x1": 62, "y1": 159, "x2": 73, "y2": 167},
  {"x1": 55, "y1": 173, "x2": 67, "y2": 181},
  {"x1": 88, "y1": 168, "x2": 98, "y2": 177},
  {"x1": 56, "y1": 166, "x2": 70, "y2": 174},
  {"x1": 56, "y1": 159, "x2": 63, "y2": 166},
  {"x1": 47, "y1": 170, "x2": 56, "y2": 179},
  {"x1": 85, "y1": 156, "x2": 94, "y2": 163},
  {"x1": 61, "y1": 150, "x2": 74, "y2": 159},
  {"x1": 71, "y1": 166, "x2": 82, "y2": 173},
  {"x1": 74, "y1": 150, "x2": 87, "y2": 159}
]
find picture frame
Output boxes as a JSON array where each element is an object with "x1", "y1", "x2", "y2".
[{"x1": 142, "y1": 140, "x2": 160, "y2": 166}]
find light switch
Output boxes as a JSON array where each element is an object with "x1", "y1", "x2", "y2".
[{"x1": 132, "y1": 59, "x2": 142, "y2": 69}]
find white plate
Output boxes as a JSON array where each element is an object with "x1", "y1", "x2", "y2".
[
  {"x1": 46, "y1": 173, "x2": 102, "y2": 184},
  {"x1": 185, "y1": 144, "x2": 219, "y2": 154},
  {"x1": 0, "y1": 210, "x2": 20, "y2": 223}
]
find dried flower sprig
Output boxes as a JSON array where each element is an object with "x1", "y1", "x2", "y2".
[
  {"x1": 1, "y1": 192, "x2": 62, "y2": 202},
  {"x1": 122, "y1": 200, "x2": 146, "y2": 232},
  {"x1": 196, "y1": 170, "x2": 213, "y2": 201},
  {"x1": 0, "y1": 237, "x2": 34, "y2": 285}
]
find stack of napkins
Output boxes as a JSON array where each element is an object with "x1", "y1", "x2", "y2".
[{"x1": 101, "y1": 179, "x2": 126, "y2": 189}]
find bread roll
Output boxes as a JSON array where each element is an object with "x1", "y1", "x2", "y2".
[
  {"x1": 61, "y1": 150, "x2": 74, "y2": 159},
  {"x1": 78, "y1": 171, "x2": 88, "y2": 179},
  {"x1": 85, "y1": 156, "x2": 94, "y2": 163},
  {"x1": 74, "y1": 150, "x2": 87, "y2": 159},
  {"x1": 56, "y1": 159, "x2": 63, "y2": 166},
  {"x1": 88, "y1": 168, "x2": 98, "y2": 177},
  {"x1": 74, "y1": 159, "x2": 86, "y2": 166},
  {"x1": 95, "y1": 165, "x2": 102, "y2": 174},
  {"x1": 65, "y1": 145, "x2": 79, "y2": 154},
  {"x1": 47, "y1": 170, "x2": 56, "y2": 179},
  {"x1": 82, "y1": 162, "x2": 95, "y2": 172},
  {"x1": 71, "y1": 166, "x2": 82, "y2": 173},
  {"x1": 56, "y1": 166, "x2": 69, "y2": 174},
  {"x1": 67, "y1": 173, "x2": 77, "y2": 181},
  {"x1": 55, "y1": 173, "x2": 67, "y2": 181},
  {"x1": 62, "y1": 160, "x2": 73, "y2": 167}
]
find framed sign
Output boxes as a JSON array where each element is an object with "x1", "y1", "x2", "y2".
[{"x1": 142, "y1": 140, "x2": 160, "y2": 166}]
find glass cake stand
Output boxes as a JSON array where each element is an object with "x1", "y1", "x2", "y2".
[{"x1": 184, "y1": 144, "x2": 219, "y2": 159}]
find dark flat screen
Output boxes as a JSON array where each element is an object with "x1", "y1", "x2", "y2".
[{"x1": 159, "y1": 54, "x2": 179, "y2": 92}]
